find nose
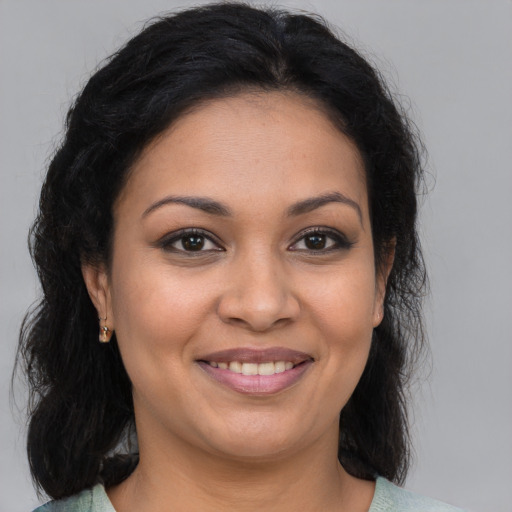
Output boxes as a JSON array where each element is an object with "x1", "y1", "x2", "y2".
[{"x1": 217, "y1": 251, "x2": 300, "y2": 332}]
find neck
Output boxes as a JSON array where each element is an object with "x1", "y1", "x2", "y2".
[{"x1": 107, "y1": 418, "x2": 374, "y2": 512}]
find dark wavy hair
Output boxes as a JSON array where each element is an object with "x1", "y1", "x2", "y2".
[{"x1": 17, "y1": 2, "x2": 427, "y2": 500}]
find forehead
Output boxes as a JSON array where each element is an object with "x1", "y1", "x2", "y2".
[{"x1": 117, "y1": 91, "x2": 368, "y2": 219}]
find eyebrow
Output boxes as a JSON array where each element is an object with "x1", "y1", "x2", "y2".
[
  {"x1": 142, "y1": 191, "x2": 362, "y2": 223},
  {"x1": 286, "y1": 192, "x2": 362, "y2": 223},
  {"x1": 142, "y1": 195, "x2": 232, "y2": 217}
]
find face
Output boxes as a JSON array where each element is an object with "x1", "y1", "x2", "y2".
[{"x1": 85, "y1": 91, "x2": 389, "y2": 463}]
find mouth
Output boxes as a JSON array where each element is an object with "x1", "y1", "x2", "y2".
[
  {"x1": 205, "y1": 360, "x2": 297, "y2": 375},
  {"x1": 196, "y1": 348, "x2": 314, "y2": 395}
]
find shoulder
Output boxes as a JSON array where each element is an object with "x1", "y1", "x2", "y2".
[
  {"x1": 32, "y1": 484, "x2": 115, "y2": 512},
  {"x1": 370, "y1": 477, "x2": 465, "y2": 512}
]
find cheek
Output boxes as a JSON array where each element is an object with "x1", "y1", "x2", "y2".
[
  {"x1": 108, "y1": 265, "x2": 218, "y2": 430},
  {"x1": 305, "y1": 264, "x2": 376, "y2": 396},
  {"x1": 309, "y1": 263, "x2": 377, "y2": 342},
  {"x1": 108, "y1": 252, "x2": 215, "y2": 380}
]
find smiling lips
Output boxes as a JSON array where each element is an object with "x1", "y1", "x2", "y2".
[
  {"x1": 197, "y1": 348, "x2": 313, "y2": 395},
  {"x1": 207, "y1": 360, "x2": 295, "y2": 375}
]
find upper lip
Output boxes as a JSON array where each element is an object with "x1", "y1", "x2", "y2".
[{"x1": 197, "y1": 347, "x2": 314, "y2": 364}]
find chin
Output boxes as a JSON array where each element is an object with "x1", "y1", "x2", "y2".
[
  {"x1": 198, "y1": 412, "x2": 330, "y2": 462},
  {"x1": 208, "y1": 436, "x2": 299, "y2": 462}
]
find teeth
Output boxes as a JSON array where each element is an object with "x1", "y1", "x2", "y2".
[
  {"x1": 228, "y1": 361, "x2": 242, "y2": 373},
  {"x1": 258, "y1": 362, "x2": 275, "y2": 375},
  {"x1": 274, "y1": 361, "x2": 285, "y2": 373},
  {"x1": 241, "y1": 363, "x2": 258, "y2": 375},
  {"x1": 208, "y1": 360, "x2": 296, "y2": 375}
]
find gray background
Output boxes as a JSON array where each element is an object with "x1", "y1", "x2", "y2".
[{"x1": 1, "y1": 1, "x2": 511, "y2": 511}]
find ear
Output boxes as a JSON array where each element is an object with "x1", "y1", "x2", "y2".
[
  {"x1": 373, "y1": 240, "x2": 395, "y2": 328},
  {"x1": 82, "y1": 262, "x2": 115, "y2": 329}
]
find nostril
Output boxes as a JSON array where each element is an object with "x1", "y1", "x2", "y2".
[{"x1": 216, "y1": 270, "x2": 301, "y2": 331}]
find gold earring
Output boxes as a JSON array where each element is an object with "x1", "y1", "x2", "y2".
[{"x1": 98, "y1": 316, "x2": 113, "y2": 343}]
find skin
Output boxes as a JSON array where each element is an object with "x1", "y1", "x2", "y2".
[{"x1": 83, "y1": 91, "x2": 392, "y2": 512}]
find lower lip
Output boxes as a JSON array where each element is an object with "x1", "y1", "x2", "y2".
[{"x1": 197, "y1": 360, "x2": 313, "y2": 395}]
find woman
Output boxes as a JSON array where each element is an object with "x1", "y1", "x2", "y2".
[{"x1": 19, "y1": 3, "x2": 463, "y2": 511}]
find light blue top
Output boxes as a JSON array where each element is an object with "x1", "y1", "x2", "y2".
[{"x1": 34, "y1": 477, "x2": 464, "y2": 511}]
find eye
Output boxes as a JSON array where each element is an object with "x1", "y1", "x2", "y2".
[
  {"x1": 158, "y1": 229, "x2": 223, "y2": 254},
  {"x1": 289, "y1": 228, "x2": 353, "y2": 252}
]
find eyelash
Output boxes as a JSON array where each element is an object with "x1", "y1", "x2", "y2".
[
  {"x1": 157, "y1": 228, "x2": 224, "y2": 255},
  {"x1": 156, "y1": 227, "x2": 354, "y2": 255},
  {"x1": 289, "y1": 227, "x2": 354, "y2": 253}
]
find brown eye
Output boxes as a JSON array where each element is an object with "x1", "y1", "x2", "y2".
[
  {"x1": 157, "y1": 229, "x2": 223, "y2": 254},
  {"x1": 289, "y1": 228, "x2": 354, "y2": 253},
  {"x1": 304, "y1": 233, "x2": 327, "y2": 250},
  {"x1": 181, "y1": 235, "x2": 205, "y2": 251}
]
